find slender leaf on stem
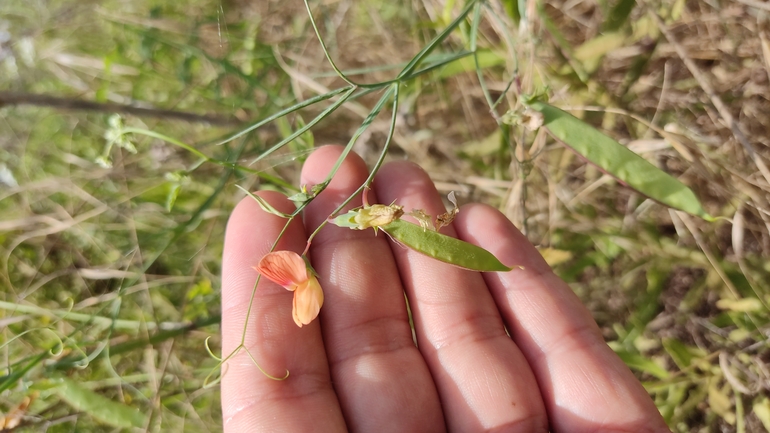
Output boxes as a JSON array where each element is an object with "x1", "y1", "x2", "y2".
[
  {"x1": 438, "y1": 50, "x2": 503, "y2": 79},
  {"x1": 0, "y1": 352, "x2": 48, "y2": 394},
  {"x1": 311, "y1": 52, "x2": 468, "y2": 79},
  {"x1": 304, "y1": 0, "x2": 476, "y2": 88},
  {"x1": 469, "y1": 2, "x2": 498, "y2": 119},
  {"x1": 364, "y1": 85, "x2": 400, "y2": 188},
  {"x1": 525, "y1": 100, "x2": 714, "y2": 220},
  {"x1": 236, "y1": 185, "x2": 292, "y2": 218},
  {"x1": 118, "y1": 127, "x2": 295, "y2": 189},
  {"x1": 303, "y1": 0, "x2": 359, "y2": 86},
  {"x1": 305, "y1": 84, "x2": 401, "y2": 247},
  {"x1": 310, "y1": 51, "x2": 474, "y2": 90},
  {"x1": 250, "y1": 86, "x2": 356, "y2": 167},
  {"x1": 397, "y1": 0, "x2": 478, "y2": 80},
  {"x1": 405, "y1": 51, "x2": 474, "y2": 80},
  {"x1": 214, "y1": 86, "x2": 352, "y2": 146},
  {"x1": 321, "y1": 85, "x2": 397, "y2": 186}
]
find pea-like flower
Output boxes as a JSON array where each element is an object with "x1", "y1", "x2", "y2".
[{"x1": 255, "y1": 251, "x2": 324, "y2": 328}]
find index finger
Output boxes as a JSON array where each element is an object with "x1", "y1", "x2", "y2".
[{"x1": 454, "y1": 204, "x2": 670, "y2": 432}]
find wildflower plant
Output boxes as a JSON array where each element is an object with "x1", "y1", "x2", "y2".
[
  {"x1": 16, "y1": 0, "x2": 716, "y2": 396},
  {"x1": 192, "y1": 0, "x2": 713, "y2": 383}
]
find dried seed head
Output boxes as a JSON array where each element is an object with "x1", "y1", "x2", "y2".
[{"x1": 436, "y1": 191, "x2": 459, "y2": 231}]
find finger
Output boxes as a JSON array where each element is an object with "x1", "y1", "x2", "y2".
[
  {"x1": 455, "y1": 204, "x2": 670, "y2": 432},
  {"x1": 374, "y1": 161, "x2": 548, "y2": 432},
  {"x1": 221, "y1": 192, "x2": 345, "y2": 432},
  {"x1": 301, "y1": 145, "x2": 444, "y2": 432}
]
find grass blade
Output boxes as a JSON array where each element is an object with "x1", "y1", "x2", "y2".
[{"x1": 614, "y1": 350, "x2": 670, "y2": 379}]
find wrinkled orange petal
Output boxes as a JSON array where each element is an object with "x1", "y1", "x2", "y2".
[
  {"x1": 255, "y1": 251, "x2": 307, "y2": 290},
  {"x1": 291, "y1": 274, "x2": 324, "y2": 327}
]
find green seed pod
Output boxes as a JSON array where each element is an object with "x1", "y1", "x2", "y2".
[
  {"x1": 381, "y1": 219, "x2": 512, "y2": 272},
  {"x1": 524, "y1": 100, "x2": 714, "y2": 221}
]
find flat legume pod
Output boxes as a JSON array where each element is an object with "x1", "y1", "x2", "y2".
[
  {"x1": 381, "y1": 219, "x2": 512, "y2": 272},
  {"x1": 526, "y1": 101, "x2": 714, "y2": 221}
]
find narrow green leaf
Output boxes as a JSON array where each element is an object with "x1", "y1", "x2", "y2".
[
  {"x1": 294, "y1": 115, "x2": 315, "y2": 150},
  {"x1": 236, "y1": 185, "x2": 291, "y2": 218},
  {"x1": 0, "y1": 352, "x2": 48, "y2": 394},
  {"x1": 213, "y1": 86, "x2": 352, "y2": 147},
  {"x1": 56, "y1": 378, "x2": 147, "y2": 428},
  {"x1": 397, "y1": 0, "x2": 476, "y2": 80},
  {"x1": 526, "y1": 101, "x2": 714, "y2": 220},
  {"x1": 303, "y1": 0, "x2": 358, "y2": 86},
  {"x1": 501, "y1": 0, "x2": 521, "y2": 25},
  {"x1": 382, "y1": 219, "x2": 512, "y2": 272},
  {"x1": 322, "y1": 85, "x2": 396, "y2": 185},
  {"x1": 662, "y1": 338, "x2": 699, "y2": 370},
  {"x1": 603, "y1": 0, "x2": 636, "y2": 32},
  {"x1": 249, "y1": 86, "x2": 356, "y2": 167},
  {"x1": 614, "y1": 350, "x2": 669, "y2": 379},
  {"x1": 438, "y1": 50, "x2": 505, "y2": 79}
]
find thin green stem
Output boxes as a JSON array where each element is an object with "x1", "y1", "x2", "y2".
[
  {"x1": 364, "y1": 85, "x2": 400, "y2": 187},
  {"x1": 470, "y1": 2, "x2": 499, "y2": 122},
  {"x1": 238, "y1": 216, "x2": 296, "y2": 346},
  {"x1": 483, "y1": 2, "x2": 519, "y2": 73},
  {"x1": 213, "y1": 86, "x2": 352, "y2": 146},
  {"x1": 119, "y1": 127, "x2": 296, "y2": 190},
  {"x1": 397, "y1": 0, "x2": 478, "y2": 80},
  {"x1": 305, "y1": 84, "x2": 400, "y2": 246},
  {"x1": 322, "y1": 85, "x2": 396, "y2": 186},
  {"x1": 346, "y1": 51, "x2": 475, "y2": 89},
  {"x1": 312, "y1": 51, "x2": 474, "y2": 89},
  {"x1": 0, "y1": 300, "x2": 173, "y2": 332},
  {"x1": 491, "y1": 72, "x2": 518, "y2": 110},
  {"x1": 249, "y1": 86, "x2": 357, "y2": 167},
  {"x1": 402, "y1": 51, "x2": 474, "y2": 79},
  {"x1": 303, "y1": 0, "x2": 359, "y2": 87},
  {"x1": 469, "y1": 1, "x2": 481, "y2": 51}
]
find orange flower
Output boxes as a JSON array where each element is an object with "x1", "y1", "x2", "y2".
[{"x1": 255, "y1": 251, "x2": 324, "y2": 327}]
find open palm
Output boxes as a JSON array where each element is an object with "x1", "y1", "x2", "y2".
[{"x1": 221, "y1": 145, "x2": 669, "y2": 432}]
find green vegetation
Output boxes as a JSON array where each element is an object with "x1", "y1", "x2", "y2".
[{"x1": 1, "y1": 0, "x2": 769, "y2": 430}]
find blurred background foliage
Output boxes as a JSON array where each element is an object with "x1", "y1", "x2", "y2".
[{"x1": 1, "y1": 0, "x2": 770, "y2": 431}]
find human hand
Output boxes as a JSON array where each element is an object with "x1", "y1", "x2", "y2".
[{"x1": 221, "y1": 145, "x2": 670, "y2": 432}]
